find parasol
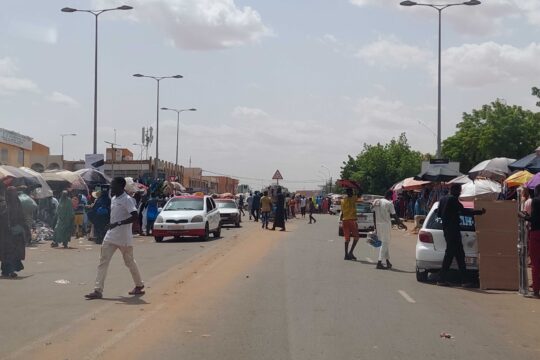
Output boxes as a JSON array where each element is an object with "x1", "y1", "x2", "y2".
[
  {"x1": 504, "y1": 170, "x2": 533, "y2": 188},
  {"x1": 0, "y1": 165, "x2": 42, "y2": 189},
  {"x1": 525, "y1": 172, "x2": 540, "y2": 189},
  {"x1": 448, "y1": 175, "x2": 472, "y2": 185},
  {"x1": 459, "y1": 179, "x2": 502, "y2": 201},
  {"x1": 42, "y1": 170, "x2": 89, "y2": 192},
  {"x1": 468, "y1": 157, "x2": 515, "y2": 181},
  {"x1": 509, "y1": 147, "x2": 540, "y2": 174},
  {"x1": 74, "y1": 169, "x2": 111, "y2": 188},
  {"x1": 415, "y1": 164, "x2": 462, "y2": 182},
  {"x1": 19, "y1": 167, "x2": 53, "y2": 199}
]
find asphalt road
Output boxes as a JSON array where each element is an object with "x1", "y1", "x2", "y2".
[{"x1": 1, "y1": 214, "x2": 539, "y2": 360}]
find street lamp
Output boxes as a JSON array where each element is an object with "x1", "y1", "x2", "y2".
[
  {"x1": 60, "y1": 133, "x2": 77, "y2": 158},
  {"x1": 321, "y1": 164, "x2": 332, "y2": 193},
  {"x1": 400, "y1": 0, "x2": 481, "y2": 158},
  {"x1": 161, "y1": 107, "x2": 197, "y2": 167},
  {"x1": 133, "y1": 143, "x2": 144, "y2": 178},
  {"x1": 61, "y1": 4, "x2": 133, "y2": 155},
  {"x1": 133, "y1": 74, "x2": 183, "y2": 179}
]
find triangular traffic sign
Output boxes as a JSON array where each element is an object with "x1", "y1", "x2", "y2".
[{"x1": 272, "y1": 170, "x2": 283, "y2": 180}]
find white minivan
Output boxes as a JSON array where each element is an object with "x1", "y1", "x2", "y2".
[{"x1": 416, "y1": 201, "x2": 478, "y2": 282}]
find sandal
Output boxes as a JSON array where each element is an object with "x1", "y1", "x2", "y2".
[
  {"x1": 84, "y1": 290, "x2": 103, "y2": 300},
  {"x1": 129, "y1": 286, "x2": 145, "y2": 295}
]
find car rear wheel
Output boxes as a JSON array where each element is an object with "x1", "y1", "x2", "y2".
[
  {"x1": 338, "y1": 228, "x2": 343, "y2": 237},
  {"x1": 154, "y1": 236, "x2": 164, "y2": 243},
  {"x1": 416, "y1": 267, "x2": 429, "y2": 282},
  {"x1": 213, "y1": 224, "x2": 221, "y2": 238},
  {"x1": 200, "y1": 224, "x2": 210, "y2": 242}
]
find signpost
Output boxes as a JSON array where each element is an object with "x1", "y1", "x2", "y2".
[{"x1": 272, "y1": 170, "x2": 283, "y2": 185}]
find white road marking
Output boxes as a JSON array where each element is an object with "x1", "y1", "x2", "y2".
[
  {"x1": 398, "y1": 290, "x2": 416, "y2": 304},
  {"x1": 366, "y1": 257, "x2": 374, "y2": 263}
]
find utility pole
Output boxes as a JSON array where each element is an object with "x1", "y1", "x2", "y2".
[{"x1": 105, "y1": 140, "x2": 120, "y2": 178}]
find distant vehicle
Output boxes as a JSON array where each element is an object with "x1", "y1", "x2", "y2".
[
  {"x1": 415, "y1": 201, "x2": 478, "y2": 282},
  {"x1": 361, "y1": 194, "x2": 384, "y2": 203},
  {"x1": 215, "y1": 199, "x2": 241, "y2": 228},
  {"x1": 152, "y1": 195, "x2": 221, "y2": 242},
  {"x1": 338, "y1": 201, "x2": 375, "y2": 238},
  {"x1": 329, "y1": 196, "x2": 343, "y2": 215}
]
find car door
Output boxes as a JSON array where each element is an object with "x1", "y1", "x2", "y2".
[{"x1": 206, "y1": 197, "x2": 218, "y2": 230}]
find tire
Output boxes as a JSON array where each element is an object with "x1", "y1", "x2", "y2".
[
  {"x1": 213, "y1": 224, "x2": 221, "y2": 238},
  {"x1": 200, "y1": 224, "x2": 210, "y2": 241},
  {"x1": 416, "y1": 267, "x2": 429, "y2": 282},
  {"x1": 338, "y1": 228, "x2": 343, "y2": 237},
  {"x1": 154, "y1": 236, "x2": 164, "y2": 243}
]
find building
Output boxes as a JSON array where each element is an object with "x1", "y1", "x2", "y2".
[
  {"x1": 202, "y1": 176, "x2": 239, "y2": 194},
  {"x1": 106, "y1": 148, "x2": 133, "y2": 162},
  {"x1": 0, "y1": 128, "x2": 62, "y2": 171}
]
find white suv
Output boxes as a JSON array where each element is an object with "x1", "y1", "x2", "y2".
[
  {"x1": 152, "y1": 195, "x2": 221, "y2": 242},
  {"x1": 416, "y1": 201, "x2": 478, "y2": 282}
]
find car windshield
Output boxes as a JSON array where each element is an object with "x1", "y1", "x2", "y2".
[
  {"x1": 425, "y1": 209, "x2": 475, "y2": 232},
  {"x1": 164, "y1": 198, "x2": 204, "y2": 211},
  {"x1": 356, "y1": 203, "x2": 372, "y2": 213},
  {"x1": 216, "y1": 201, "x2": 237, "y2": 209}
]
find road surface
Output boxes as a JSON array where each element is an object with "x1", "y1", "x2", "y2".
[{"x1": 1, "y1": 214, "x2": 539, "y2": 360}]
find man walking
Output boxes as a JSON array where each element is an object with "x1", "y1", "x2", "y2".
[
  {"x1": 372, "y1": 190, "x2": 401, "y2": 270},
  {"x1": 342, "y1": 187, "x2": 361, "y2": 260},
  {"x1": 271, "y1": 187, "x2": 286, "y2": 231},
  {"x1": 247, "y1": 193, "x2": 253, "y2": 220},
  {"x1": 300, "y1": 196, "x2": 307, "y2": 218},
  {"x1": 308, "y1": 198, "x2": 317, "y2": 224},
  {"x1": 85, "y1": 177, "x2": 145, "y2": 299},
  {"x1": 260, "y1": 191, "x2": 272, "y2": 229},
  {"x1": 437, "y1": 184, "x2": 485, "y2": 287},
  {"x1": 252, "y1": 191, "x2": 261, "y2": 222}
]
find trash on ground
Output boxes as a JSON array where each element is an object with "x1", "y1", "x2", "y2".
[
  {"x1": 54, "y1": 279, "x2": 70, "y2": 285},
  {"x1": 440, "y1": 332, "x2": 454, "y2": 339}
]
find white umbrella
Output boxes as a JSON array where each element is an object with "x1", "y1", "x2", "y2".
[
  {"x1": 448, "y1": 175, "x2": 472, "y2": 185},
  {"x1": 19, "y1": 167, "x2": 53, "y2": 199},
  {"x1": 459, "y1": 179, "x2": 502, "y2": 201},
  {"x1": 468, "y1": 157, "x2": 515, "y2": 181}
]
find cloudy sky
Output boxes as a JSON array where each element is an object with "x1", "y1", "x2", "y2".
[{"x1": 1, "y1": 0, "x2": 540, "y2": 190}]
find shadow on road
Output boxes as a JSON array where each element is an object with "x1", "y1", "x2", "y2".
[{"x1": 98, "y1": 296, "x2": 150, "y2": 305}]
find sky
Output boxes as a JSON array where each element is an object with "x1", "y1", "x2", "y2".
[{"x1": 1, "y1": 0, "x2": 540, "y2": 191}]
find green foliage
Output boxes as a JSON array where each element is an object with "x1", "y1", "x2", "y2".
[
  {"x1": 442, "y1": 100, "x2": 540, "y2": 172},
  {"x1": 339, "y1": 133, "x2": 423, "y2": 195},
  {"x1": 533, "y1": 87, "x2": 540, "y2": 107}
]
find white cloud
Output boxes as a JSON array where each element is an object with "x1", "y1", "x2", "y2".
[
  {"x1": 46, "y1": 91, "x2": 79, "y2": 107},
  {"x1": 232, "y1": 106, "x2": 269, "y2": 119},
  {"x1": 442, "y1": 42, "x2": 540, "y2": 88},
  {"x1": 10, "y1": 22, "x2": 58, "y2": 44},
  {"x1": 98, "y1": 0, "x2": 272, "y2": 50},
  {"x1": 0, "y1": 57, "x2": 40, "y2": 95},
  {"x1": 356, "y1": 35, "x2": 432, "y2": 69}
]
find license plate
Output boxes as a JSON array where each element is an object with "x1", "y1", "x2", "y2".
[
  {"x1": 465, "y1": 257, "x2": 477, "y2": 266},
  {"x1": 176, "y1": 225, "x2": 184, "y2": 230}
]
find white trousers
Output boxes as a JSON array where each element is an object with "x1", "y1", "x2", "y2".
[
  {"x1": 377, "y1": 223, "x2": 392, "y2": 261},
  {"x1": 94, "y1": 242, "x2": 143, "y2": 293}
]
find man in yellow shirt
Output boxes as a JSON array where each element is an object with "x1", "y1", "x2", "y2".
[
  {"x1": 260, "y1": 191, "x2": 272, "y2": 229},
  {"x1": 342, "y1": 187, "x2": 361, "y2": 260}
]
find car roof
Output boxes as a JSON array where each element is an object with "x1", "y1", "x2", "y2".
[
  {"x1": 432, "y1": 200, "x2": 474, "y2": 209},
  {"x1": 173, "y1": 195, "x2": 204, "y2": 199}
]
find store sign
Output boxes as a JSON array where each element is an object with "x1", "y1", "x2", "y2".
[{"x1": 0, "y1": 128, "x2": 32, "y2": 150}]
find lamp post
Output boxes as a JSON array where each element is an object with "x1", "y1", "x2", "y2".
[
  {"x1": 61, "y1": 5, "x2": 133, "y2": 155},
  {"x1": 160, "y1": 107, "x2": 197, "y2": 167},
  {"x1": 133, "y1": 142, "x2": 144, "y2": 179},
  {"x1": 105, "y1": 140, "x2": 120, "y2": 178},
  {"x1": 321, "y1": 164, "x2": 332, "y2": 193},
  {"x1": 133, "y1": 74, "x2": 183, "y2": 179},
  {"x1": 400, "y1": 0, "x2": 481, "y2": 158},
  {"x1": 60, "y1": 133, "x2": 77, "y2": 158}
]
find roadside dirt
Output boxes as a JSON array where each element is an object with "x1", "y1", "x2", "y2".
[{"x1": 6, "y1": 222, "x2": 295, "y2": 360}]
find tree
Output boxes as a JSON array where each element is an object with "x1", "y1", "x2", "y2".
[
  {"x1": 340, "y1": 133, "x2": 423, "y2": 195},
  {"x1": 442, "y1": 100, "x2": 540, "y2": 172},
  {"x1": 533, "y1": 87, "x2": 540, "y2": 107}
]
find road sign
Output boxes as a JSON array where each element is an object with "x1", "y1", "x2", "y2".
[{"x1": 272, "y1": 170, "x2": 283, "y2": 180}]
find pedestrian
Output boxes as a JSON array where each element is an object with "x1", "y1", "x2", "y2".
[
  {"x1": 252, "y1": 191, "x2": 261, "y2": 222},
  {"x1": 87, "y1": 189, "x2": 111, "y2": 244},
  {"x1": 238, "y1": 194, "x2": 245, "y2": 217},
  {"x1": 289, "y1": 196, "x2": 296, "y2": 218},
  {"x1": 247, "y1": 193, "x2": 253, "y2": 220},
  {"x1": 437, "y1": 184, "x2": 485, "y2": 287},
  {"x1": 1, "y1": 186, "x2": 27, "y2": 277},
  {"x1": 52, "y1": 191, "x2": 74, "y2": 249},
  {"x1": 85, "y1": 177, "x2": 145, "y2": 300},
  {"x1": 372, "y1": 190, "x2": 401, "y2": 270},
  {"x1": 18, "y1": 188, "x2": 37, "y2": 245},
  {"x1": 72, "y1": 194, "x2": 87, "y2": 238},
  {"x1": 300, "y1": 196, "x2": 307, "y2": 218},
  {"x1": 519, "y1": 184, "x2": 540, "y2": 298},
  {"x1": 260, "y1": 191, "x2": 272, "y2": 229},
  {"x1": 145, "y1": 193, "x2": 159, "y2": 236},
  {"x1": 308, "y1": 198, "x2": 317, "y2": 224},
  {"x1": 271, "y1": 187, "x2": 286, "y2": 231},
  {"x1": 342, "y1": 187, "x2": 361, "y2": 260}
]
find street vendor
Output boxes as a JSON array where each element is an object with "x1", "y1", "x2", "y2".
[{"x1": 519, "y1": 184, "x2": 540, "y2": 298}]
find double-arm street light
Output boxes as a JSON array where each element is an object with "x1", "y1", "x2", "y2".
[
  {"x1": 61, "y1": 4, "x2": 133, "y2": 155},
  {"x1": 160, "y1": 107, "x2": 197, "y2": 167},
  {"x1": 60, "y1": 133, "x2": 77, "y2": 158},
  {"x1": 133, "y1": 74, "x2": 183, "y2": 179},
  {"x1": 400, "y1": 0, "x2": 481, "y2": 158}
]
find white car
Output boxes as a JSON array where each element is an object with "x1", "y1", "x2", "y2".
[
  {"x1": 152, "y1": 195, "x2": 221, "y2": 242},
  {"x1": 215, "y1": 199, "x2": 241, "y2": 227},
  {"x1": 416, "y1": 201, "x2": 478, "y2": 282}
]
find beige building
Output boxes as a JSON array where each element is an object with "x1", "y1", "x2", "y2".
[{"x1": 0, "y1": 128, "x2": 61, "y2": 171}]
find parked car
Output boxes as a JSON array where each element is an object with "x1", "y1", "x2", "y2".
[
  {"x1": 215, "y1": 199, "x2": 241, "y2": 227},
  {"x1": 338, "y1": 201, "x2": 375, "y2": 237},
  {"x1": 415, "y1": 201, "x2": 477, "y2": 282},
  {"x1": 329, "y1": 197, "x2": 342, "y2": 215},
  {"x1": 152, "y1": 195, "x2": 221, "y2": 242}
]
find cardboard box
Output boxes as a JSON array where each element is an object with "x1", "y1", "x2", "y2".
[
  {"x1": 475, "y1": 230, "x2": 518, "y2": 256},
  {"x1": 479, "y1": 254, "x2": 519, "y2": 291}
]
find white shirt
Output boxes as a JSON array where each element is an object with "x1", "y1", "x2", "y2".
[
  {"x1": 103, "y1": 192, "x2": 138, "y2": 247},
  {"x1": 300, "y1": 198, "x2": 307, "y2": 207},
  {"x1": 373, "y1": 198, "x2": 396, "y2": 225}
]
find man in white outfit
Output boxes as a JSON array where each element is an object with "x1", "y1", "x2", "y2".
[
  {"x1": 85, "y1": 177, "x2": 145, "y2": 299},
  {"x1": 372, "y1": 190, "x2": 401, "y2": 270}
]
